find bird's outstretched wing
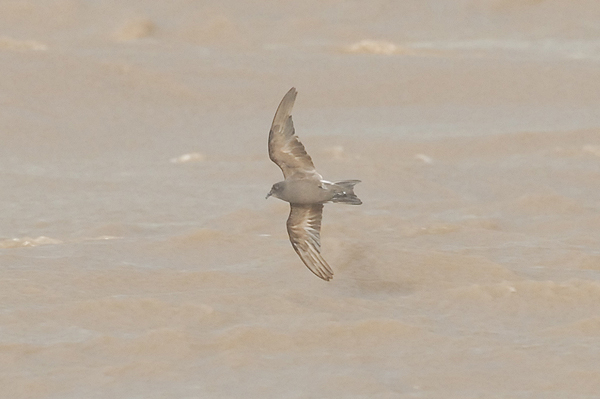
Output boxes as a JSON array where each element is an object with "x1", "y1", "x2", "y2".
[
  {"x1": 286, "y1": 204, "x2": 333, "y2": 281},
  {"x1": 268, "y1": 88, "x2": 321, "y2": 180}
]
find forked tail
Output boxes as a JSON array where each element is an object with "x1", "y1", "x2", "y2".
[{"x1": 331, "y1": 180, "x2": 362, "y2": 205}]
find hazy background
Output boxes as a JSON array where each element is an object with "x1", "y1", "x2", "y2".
[{"x1": 1, "y1": 1, "x2": 600, "y2": 398}]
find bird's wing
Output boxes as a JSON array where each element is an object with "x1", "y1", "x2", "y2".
[
  {"x1": 286, "y1": 204, "x2": 333, "y2": 281},
  {"x1": 268, "y1": 88, "x2": 321, "y2": 180}
]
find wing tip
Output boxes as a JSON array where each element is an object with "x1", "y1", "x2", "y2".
[
  {"x1": 284, "y1": 87, "x2": 297, "y2": 102},
  {"x1": 290, "y1": 240, "x2": 334, "y2": 281},
  {"x1": 321, "y1": 272, "x2": 334, "y2": 282},
  {"x1": 306, "y1": 249, "x2": 334, "y2": 281},
  {"x1": 311, "y1": 267, "x2": 334, "y2": 281}
]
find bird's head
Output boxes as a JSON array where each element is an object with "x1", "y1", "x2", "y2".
[{"x1": 266, "y1": 182, "x2": 284, "y2": 200}]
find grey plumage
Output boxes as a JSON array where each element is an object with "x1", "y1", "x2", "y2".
[{"x1": 266, "y1": 88, "x2": 362, "y2": 281}]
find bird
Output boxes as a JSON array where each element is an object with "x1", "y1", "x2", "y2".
[{"x1": 266, "y1": 87, "x2": 362, "y2": 281}]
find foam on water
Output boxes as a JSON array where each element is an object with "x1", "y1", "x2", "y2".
[
  {"x1": 345, "y1": 40, "x2": 409, "y2": 55},
  {"x1": 0, "y1": 236, "x2": 62, "y2": 249}
]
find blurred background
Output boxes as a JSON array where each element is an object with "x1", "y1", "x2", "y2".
[{"x1": 1, "y1": 1, "x2": 600, "y2": 398}]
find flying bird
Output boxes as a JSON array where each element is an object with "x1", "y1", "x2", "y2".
[{"x1": 266, "y1": 88, "x2": 362, "y2": 281}]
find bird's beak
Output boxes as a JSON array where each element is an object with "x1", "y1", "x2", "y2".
[{"x1": 265, "y1": 191, "x2": 272, "y2": 199}]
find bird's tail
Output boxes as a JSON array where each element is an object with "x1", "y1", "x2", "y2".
[{"x1": 330, "y1": 180, "x2": 362, "y2": 205}]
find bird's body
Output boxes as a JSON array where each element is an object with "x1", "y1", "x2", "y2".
[
  {"x1": 268, "y1": 179, "x2": 361, "y2": 205},
  {"x1": 266, "y1": 88, "x2": 362, "y2": 281}
]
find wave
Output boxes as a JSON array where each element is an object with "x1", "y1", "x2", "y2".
[
  {"x1": 213, "y1": 319, "x2": 430, "y2": 352},
  {"x1": 0, "y1": 36, "x2": 47, "y2": 51},
  {"x1": 543, "y1": 316, "x2": 600, "y2": 337},
  {"x1": 112, "y1": 18, "x2": 156, "y2": 41},
  {"x1": 443, "y1": 279, "x2": 600, "y2": 312},
  {"x1": 0, "y1": 236, "x2": 62, "y2": 249}
]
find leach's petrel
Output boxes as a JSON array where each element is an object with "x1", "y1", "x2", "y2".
[{"x1": 266, "y1": 88, "x2": 362, "y2": 281}]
